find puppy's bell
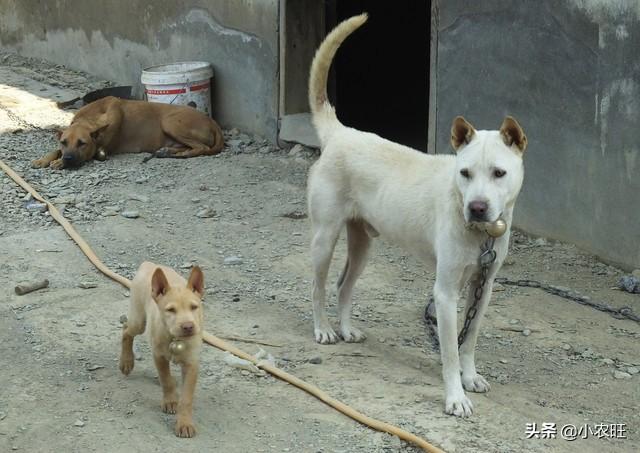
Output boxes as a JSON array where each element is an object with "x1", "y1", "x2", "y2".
[
  {"x1": 485, "y1": 219, "x2": 507, "y2": 238},
  {"x1": 96, "y1": 149, "x2": 107, "y2": 161},
  {"x1": 169, "y1": 340, "x2": 185, "y2": 354}
]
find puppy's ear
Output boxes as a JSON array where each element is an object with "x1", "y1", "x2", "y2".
[
  {"x1": 151, "y1": 268, "x2": 170, "y2": 303},
  {"x1": 451, "y1": 116, "x2": 476, "y2": 151},
  {"x1": 186, "y1": 266, "x2": 204, "y2": 298},
  {"x1": 500, "y1": 116, "x2": 527, "y2": 152},
  {"x1": 90, "y1": 124, "x2": 109, "y2": 142}
]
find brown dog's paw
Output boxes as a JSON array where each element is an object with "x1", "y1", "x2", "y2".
[
  {"x1": 50, "y1": 159, "x2": 65, "y2": 170},
  {"x1": 175, "y1": 420, "x2": 196, "y2": 438},
  {"x1": 154, "y1": 147, "x2": 172, "y2": 158},
  {"x1": 119, "y1": 355, "x2": 134, "y2": 375},
  {"x1": 162, "y1": 400, "x2": 177, "y2": 414},
  {"x1": 31, "y1": 159, "x2": 49, "y2": 169}
]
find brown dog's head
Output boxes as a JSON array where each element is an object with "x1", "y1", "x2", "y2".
[
  {"x1": 150, "y1": 266, "x2": 205, "y2": 339},
  {"x1": 57, "y1": 122, "x2": 107, "y2": 167}
]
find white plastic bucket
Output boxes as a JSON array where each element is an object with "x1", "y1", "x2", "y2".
[{"x1": 141, "y1": 61, "x2": 213, "y2": 117}]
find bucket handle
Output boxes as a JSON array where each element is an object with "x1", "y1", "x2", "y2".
[
  {"x1": 144, "y1": 77, "x2": 198, "y2": 105},
  {"x1": 169, "y1": 78, "x2": 193, "y2": 105}
]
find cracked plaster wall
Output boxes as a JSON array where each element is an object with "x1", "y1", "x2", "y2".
[
  {"x1": 0, "y1": 0, "x2": 279, "y2": 140},
  {"x1": 434, "y1": 0, "x2": 640, "y2": 269}
]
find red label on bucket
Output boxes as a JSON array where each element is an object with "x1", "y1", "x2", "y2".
[
  {"x1": 146, "y1": 88, "x2": 187, "y2": 95},
  {"x1": 190, "y1": 82, "x2": 210, "y2": 92}
]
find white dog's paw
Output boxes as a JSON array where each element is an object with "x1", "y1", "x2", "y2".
[
  {"x1": 339, "y1": 325, "x2": 366, "y2": 343},
  {"x1": 315, "y1": 326, "x2": 339, "y2": 344},
  {"x1": 462, "y1": 373, "x2": 491, "y2": 393},
  {"x1": 445, "y1": 393, "x2": 474, "y2": 418}
]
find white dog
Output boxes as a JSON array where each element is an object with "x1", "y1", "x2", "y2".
[{"x1": 306, "y1": 14, "x2": 527, "y2": 417}]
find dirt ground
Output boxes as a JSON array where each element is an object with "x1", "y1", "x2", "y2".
[{"x1": 0, "y1": 52, "x2": 639, "y2": 453}]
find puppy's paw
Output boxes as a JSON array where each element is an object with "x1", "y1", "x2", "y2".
[
  {"x1": 462, "y1": 373, "x2": 491, "y2": 393},
  {"x1": 162, "y1": 400, "x2": 178, "y2": 414},
  {"x1": 119, "y1": 354, "x2": 134, "y2": 376},
  {"x1": 50, "y1": 159, "x2": 64, "y2": 170},
  {"x1": 175, "y1": 419, "x2": 196, "y2": 438},
  {"x1": 339, "y1": 325, "x2": 366, "y2": 343},
  {"x1": 445, "y1": 393, "x2": 474, "y2": 418},
  {"x1": 31, "y1": 158, "x2": 49, "y2": 169},
  {"x1": 314, "y1": 326, "x2": 339, "y2": 344}
]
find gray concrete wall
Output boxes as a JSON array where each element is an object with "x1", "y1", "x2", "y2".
[
  {"x1": 280, "y1": 0, "x2": 325, "y2": 116},
  {"x1": 433, "y1": 0, "x2": 640, "y2": 270},
  {"x1": 0, "y1": 0, "x2": 279, "y2": 140}
]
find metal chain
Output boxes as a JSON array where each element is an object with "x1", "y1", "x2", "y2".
[
  {"x1": 457, "y1": 237, "x2": 497, "y2": 346},
  {"x1": 0, "y1": 103, "x2": 46, "y2": 131},
  {"x1": 423, "y1": 299, "x2": 439, "y2": 350},
  {"x1": 494, "y1": 277, "x2": 640, "y2": 323},
  {"x1": 424, "y1": 239, "x2": 640, "y2": 352},
  {"x1": 423, "y1": 235, "x2": 498, "y2": 350}
]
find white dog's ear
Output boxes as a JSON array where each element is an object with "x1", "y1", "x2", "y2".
[
  {"x1": 500, "y1": 116, "x2": 527, "y2": 152},
  {"x1": 186, "y1": 266, "x2": 205, "y2": 297},
  {"x1": 451, "y1": 116, "x2": 476, "y2": 151},
  {"x1": 151, "y1": 268, "x2": 170, "y2": 303}
]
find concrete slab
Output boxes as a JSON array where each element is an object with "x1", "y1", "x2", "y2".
[
  {"x1": 279, "y1": 113, "x2": 320, "y2": 148},
  {"x1": 0, "y1": 67, "x2": 75, "y2": 132}
]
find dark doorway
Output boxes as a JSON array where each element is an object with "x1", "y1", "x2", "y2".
[{"x1": 329, "y1": 1, "x2": 430, "y2": 151}]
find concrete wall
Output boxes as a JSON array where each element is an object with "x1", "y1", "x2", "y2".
[
  {"x1": 433, "y1": 0, "x2": 640, "y2": 270},
  {"x1": 280, "y1": 0, "x2": 325, "y2": 116},
  {"x1": 0, "y1": 0, "x2": 279, "y2": 140}
]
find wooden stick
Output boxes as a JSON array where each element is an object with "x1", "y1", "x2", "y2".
[
  {"x1": 331, "y1": 352, "x2": 378, "y2": 358},
  {"x1": 218, "y1": 335, "x2": 284, "y2": 348},
  {"x1": 203, "y1": 333, "x2": 443, "y2": 453},
  {"x1": 0, "y1": 160, "x2": 130, "y2": 289},
  {"x1": 0, "y1": 158, "x2": 444, "y2": 453},
  {"x1": 498, "y1": 326, "x2": 540, "y2": 333},
  {"x1": 15, "y1": 279, "x2": 49, "y2": 295}
]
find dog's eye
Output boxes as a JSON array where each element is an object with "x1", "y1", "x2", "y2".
[
  {"x1": 60, "y1": 139, "x2": 68, "y2": 146},
  {"x1": 494, "y1": 169, "x2": 506, "y2": 178},
  {"x1": 460, "y1": 169, "x2": 471, "y2": 179},
  {"x1": 191, "y1": 305, "x2": 198, "y2": 311},
  {"x1": 166, "y1": 307, "x2": 176, "y2": 313},
  {"x1": 77, "y1": 140, "x2": 86, "y2": 147}
]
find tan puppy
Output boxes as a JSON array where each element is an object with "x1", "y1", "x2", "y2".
[
  {"x1": 119, "y1": 262, "x2": 205, "y2": 437},
  {"x1": 32, "y1": 96, "x2": 224, "y2": 169}
]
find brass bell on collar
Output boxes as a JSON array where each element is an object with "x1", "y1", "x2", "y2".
[
  {"x1": 485, "y1": 219, "x2": 507, "y2": 238},
  {"x1": 96, "y1": 149, "x2": 107, "y2": 161},
  {"x1": 169, "y1": 340, "x2": 186, "y2": 354}
]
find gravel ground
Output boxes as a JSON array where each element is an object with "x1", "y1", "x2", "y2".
[{"x1": 0, "y1": 51, "x2": 639, "y2": 453}]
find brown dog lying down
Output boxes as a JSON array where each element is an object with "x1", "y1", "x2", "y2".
[
  {"x1": 32, "y1": 96, "x2": 224, "y2": 169},
  {"x1": 119, "y1": 262, "x2": 205, "y2": 437}
]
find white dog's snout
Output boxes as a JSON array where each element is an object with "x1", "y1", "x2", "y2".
[{"x1": 467, "y1": 199, "x2": 490, "y2": 221}]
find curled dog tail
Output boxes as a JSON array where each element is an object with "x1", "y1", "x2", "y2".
[{"x1": 308, "y1": 13, "x2": 368, "y2": 146}]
